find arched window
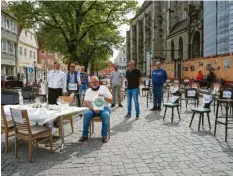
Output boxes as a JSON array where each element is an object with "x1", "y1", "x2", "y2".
[
  {"x1": 171, "y1": 40, "x2": 174, "y2": 60},
  {"x1": 179, "y1": 37, "x2": 183, "y2": 59},
  {"x1": 192, "y1": 31, "x2": 200, "y2": 58}
]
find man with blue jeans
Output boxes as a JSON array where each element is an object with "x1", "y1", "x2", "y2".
[
  {"x1": 125, "y1": 60, "x2": 142, "y2": 119},
  {"x1": 79, "y1": 76, "x2": 112, "y2": 143},
  {"x1": 151, "y1": 61, "x2": 167, "y2": 111},
  {"x1": 79, "y1": 66, "x2": 89, "y2": 96}
]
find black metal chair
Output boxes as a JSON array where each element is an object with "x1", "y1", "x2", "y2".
[
  {"x1": 189, "y1": 95, "x2": 213, "y2": 130},
  {"x1": 142, "y1": 80, "x2": 151, "y2": 96},
  {"x1": 163, "y1": 92, "x2": 182, "y2": 123},
  {"x1": 180, "y1": 88, "x2": 198, "y2": 111}
]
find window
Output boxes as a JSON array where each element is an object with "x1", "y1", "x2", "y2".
[
  {"x1": 2, "y1": 40, "x2": 7, "y2": 52},
  {"x1": 120, "y1": 58, "x2": 122, "y2": 62},
  {"x1": 11, "y1": 21, "x2": 16, "y2": 33},
  {"x1": 8, "y1": 41, "x2": 13, "y2": 53},
  {"x1": 33, "y1": 51, "x2": 35, "y2": 59},
  {"x1": 123, "y1": 58, "x2": 126, "y2": 62},
  {"x1": 24, "y1": 48, "x2": 27, "y2": 56},
  {"x1": 25, "y1": 31, "x2": 27, "y2": 37},
  {"x1": 30, "y1": 50, "x2": 32, "y2": 58},
  {"x1": 1, "y1": 15, "x2": 5, "y2": 28},
  {"x1": 6, "y1": 18, "x2": 10, "y2": 30},
  {"x1": 19, "y1": 47, "x2": 22, "y2": 55}
]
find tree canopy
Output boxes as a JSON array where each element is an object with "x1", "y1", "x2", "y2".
[{"x1": 8, "y1": 1, "x2": 138, "y2": 70}]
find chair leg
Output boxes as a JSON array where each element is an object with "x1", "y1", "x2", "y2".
[
  {"x1": 70, "y1": 117, "x2": 74, "y2": 133},
  {"x1": 28, "y1": 140, "x2": 33, "y2": 162},
  {"x1": 180, "y1": 99, "x2": 182, "y2": 111},
  {"x1": 185, "y1": 100, "x2": 188, "y2": 110},
  {"x1": 92, "y1": 124, "x2": 94, "y2": 134},
  {"x1": 89, "y1": 123, "x2": 92, "y2": 138},
  {"x1": 49, "y1": 132, "x2": 53, "y2": 152},
  {"x1": 58, "y1": 119, "x2": 61, "y2": 137},
  {"x1": 198, "y1": 114, "x2": 202, "y2": 131},
  {"x1": 15, "y1": 137, "x2": 19, "y2": 158},
  {"x1": 189, "y1": 112, "x2": 195, "y2": 127},
  {"x1": 177, "y1": 107, "x2": 181, "y2": 121},
  {"x1": 163, "y1": 107, "x2": 167, "y2": 121},
  {"x1": 214, "y1": 117, "x2": 218, "y2": 136},
  {"x1": 5, "y1": 131, "x2": 8, "y2": 153},
  {"x1": 207, "y1": 113, "x2": 211, "y2": 129},
  {"x1": 171, "y1": 108, "x2": 174, "y2": 123}
]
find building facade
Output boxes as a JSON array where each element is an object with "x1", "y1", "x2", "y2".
[
  {"x1": 114, "y1": 44, "x2": 127, "y2": 77},
  {"x1": 126, "y1": 1, "x2": 203, "y2": 78},
  {"x1": 17, "y1": 28, "x2": 39, "y2": 84},
  {"x1": 1, "y1": 1, "x2": 18, "y2": 76}
]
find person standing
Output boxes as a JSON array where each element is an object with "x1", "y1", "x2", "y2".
[
  {"x1": 66, "y1": 63, "x2": 81, "y2": 106},
  {"x1": 79, "y1": 66, "x2": 89, "y2": 96},
  {"x1": 110, "y1": 64, "x2": 123, "y2": 108},
  {"x1": 125, "y1": 60, "x2": 142, "y2": 119},
  {"x1": 47, "y1": 62, "x2": 67, "y2": 104},
  {"x1": 151, "y1": 61, "x2": 167, "y2": 111},
  {"x1": 17, "y1": 72, "x2": 20, "y2": 80}
]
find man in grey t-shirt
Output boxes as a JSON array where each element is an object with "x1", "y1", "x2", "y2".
[{"x1": 110, "y1": 64, "x2": 123, "y2": 108}]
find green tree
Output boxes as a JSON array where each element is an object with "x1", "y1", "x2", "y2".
[{"x1": 9, "y1": 1, "x2": 138, "y2": 68}]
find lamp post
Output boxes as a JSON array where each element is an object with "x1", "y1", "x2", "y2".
[{"x1": 33, "y1": 61, "x2": 37, "y2": 85}]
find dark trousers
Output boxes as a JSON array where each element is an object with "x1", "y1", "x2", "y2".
[
  {"x1": 152, "y1": 86, "x2": 163, "y2": 108},
  {"x1": 48, "y1": 88, "x2": 62, "y2": 104},
  {"x1": 68, "y1": 90, "x2": 81, "y2": 107}
]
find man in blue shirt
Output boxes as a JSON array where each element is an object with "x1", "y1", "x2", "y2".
[{"x1": 151, "y1": 61, "x2": 167, "y2": 111}]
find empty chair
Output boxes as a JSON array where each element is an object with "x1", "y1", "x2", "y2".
[
  {"x1": 180, "y1": 88, "x2": 198, "y2": 111},
  {"x1": 189, "y1": 95, "x2": 213, "y2": 130},
  {"x1": 1, "y1": 106, "x2": 15, "y2": 152},
  {"x1": 10, "y1": 108, "x2": 53, "y2": 162},
  {"x1": 142, "y1": 80, "x2": 151, "y2": 96}
]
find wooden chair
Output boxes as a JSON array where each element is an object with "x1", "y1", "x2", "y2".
[
  {"x1": 191, "y1": 82, "x2": 200, "y2": 89},
  {"x1": 189, "y1": 95, "x2": 213, "y2": 130},
  {"x1": 10, "y1": 108, "x2": 53, "y2": 162},
  {"x1": 1, "y1": 105, "x2": 15, "y2": 152},
  {"x1": 89, "y1": 117, "x2": 110, "y2": 139},
  {"x1": 163, "y1": 94, "x2": 181, "y2": 123},
  {"x1": 58, "y1": 96, "x2": 74, "y2": 136}
]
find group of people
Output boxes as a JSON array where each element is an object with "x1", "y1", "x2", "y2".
[{"x1": 196, "y1": 68, "x2": 216, "y2": 88}]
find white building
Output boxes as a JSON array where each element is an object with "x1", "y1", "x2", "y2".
[
  {"x1": 114, "y1": 44, "x2": 127, "y2": 77},
  {"x1": 1, "y1": 1, "x2": 18, "y2": 76},
  {"x1": 17, "y1": 28, "x2": 39, "y2": 84}
]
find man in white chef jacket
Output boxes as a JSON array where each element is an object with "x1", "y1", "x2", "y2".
[
  {"x1": 47, "y1": 62, "x2": 67, "y2": 104},
  {"x1": 79, "y1": 76, "x2": 112, "y2": 143}
]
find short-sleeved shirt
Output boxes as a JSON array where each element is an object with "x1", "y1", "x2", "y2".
[
  {"x1": 110, "y1": 71, "x2": 122, "y2": 85},
  {"x1": 126, "y1": 69, "x2": 141, "y2": 89},
  {"x1": 84, "y1": 85, "x2": 112, "y2": 108}
]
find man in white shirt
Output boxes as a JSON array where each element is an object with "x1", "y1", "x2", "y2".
[
  {"x1": 47, "y1": 62, "x2": 67, "y2": 104},
  {"x1": 79, "y1": 76, "x2": 112, "y2": 143}
]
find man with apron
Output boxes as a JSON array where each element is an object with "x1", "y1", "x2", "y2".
[{"x1": 67, "y1": 63, "x2": 81, "y2": 106}]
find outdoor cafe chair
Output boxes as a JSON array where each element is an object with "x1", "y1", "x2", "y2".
[
  {"x1": 1, "y1": 105, "x2": 15, "y2": 152},
  {"x1": 142, "y1": 80, "x2": 151, "y2": 96},
  {"x1": 189, "y1": 95, "x2": 213, "y2": 130},
  {"x1": 10, "y1": 108, "x2": 53, "y2": 162},
  {"x1": 58, "y1": 96, "x2": 74, "y2": 136},
  {"x1": 180, "y1": 88, "x2": 199, "y2": 111},
  {"x1": 89, "y1": 116, "x2": 110, "y2": 139}
]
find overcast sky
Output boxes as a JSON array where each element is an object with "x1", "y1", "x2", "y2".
[{"x1": 110, "y1": 0, "x2": 144, "y2": 62}]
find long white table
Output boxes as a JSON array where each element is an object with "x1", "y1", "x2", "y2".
[{"x1": 4, "y1": 104, "x2": 88, "y2": 151}]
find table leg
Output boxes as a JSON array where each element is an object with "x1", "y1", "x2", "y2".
[
  {"x1": 225, "y1": 103, "x2": 229, "y2": 142},
  {"x1": 60, "y1": 115, "x2": 65, "y2": 152}
]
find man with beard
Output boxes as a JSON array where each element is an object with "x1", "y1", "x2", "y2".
[{"x1": 79, "y1": 76, "x2": 112, "y2": 143}]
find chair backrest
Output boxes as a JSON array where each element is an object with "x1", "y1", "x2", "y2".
[
  {"x1": 191, "y1": 82, "x2": 200, "y2": 89},
  {"x1": 144, "y1": 80, "x2": 150, "y2": 87},
  {"x1": 219, "y1": 88, "x2": 233, "y2": 99},
  {"x1": 211, "y1": 83, "x2": 221, "y2": 94},
  {"x1": 185, "y1": 88, "x2": 198, "y2": 98},
  {"x1": 10, "y1": 108, "x2": 32, "y2": 135},
  {"x1": 1, "y1": 105, "x2": 8, "y2": 129},
  {"x1": 59, "y1": 96, "x2": 73, "y2": 104},
  {"x1": 202, "y1": 94, "x2": 213, "y2": 109},
  {"x1": 183, "y1": 77, "x2": 190, "y2": 83}
]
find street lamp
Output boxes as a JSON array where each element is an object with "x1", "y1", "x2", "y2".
[{"x1": 33, "y1": 61, "x2": 37, "y2": 85}]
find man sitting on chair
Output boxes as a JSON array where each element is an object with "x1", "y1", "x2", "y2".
[{"x1": 79, "y1": 76, "x2": 113, "y2": 143}]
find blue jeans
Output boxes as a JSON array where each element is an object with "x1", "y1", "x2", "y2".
[
  {"x1": 82, "y1": 107, "x2": 111, "y2": 137},
  {"x1": 79, "y1": 83, "x2": 88, "y2": 95},
  {"x1": 127, "y1": 88, "x2": 140, "y2": 116},
  {"x1": 152, "y1": 86, "x2": 163, "y2": 107}
]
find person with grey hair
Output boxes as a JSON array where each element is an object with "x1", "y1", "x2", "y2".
[
  {"x1": 79, "y1": 76, "x2": 113, "y2": 143},
  {"x1": 110, "y1": 64, "x2": 123, "y2": 108},
  {"x1": 151, "y1": 61, "x2": 167, "y2": 111}
]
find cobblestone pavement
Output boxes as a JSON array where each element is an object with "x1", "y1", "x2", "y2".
[{"x1": 1, "y1": 95, "x2": 233, "y2": 176}]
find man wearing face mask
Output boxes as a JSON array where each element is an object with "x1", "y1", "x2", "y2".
[
  {"x1": 110, "y1": 64, "x2": 123, "y2": 108},
  {"x1": 79, "y1": 76, "x2": 112, "y2": 143}
]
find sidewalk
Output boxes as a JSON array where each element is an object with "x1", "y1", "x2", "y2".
[{"x1": 1, "y1": 95, "x2": 233, "y2": 176}]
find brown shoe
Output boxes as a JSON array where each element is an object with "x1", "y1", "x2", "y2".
[
  {"x1": 79, "y1": 136, "x2": 88, "y2": 142},
  {"x1": 102, "y1": 136, "x2": 108, "y2": 143}
]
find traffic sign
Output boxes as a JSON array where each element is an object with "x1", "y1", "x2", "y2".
[{"x1": 28, "y1": 68, "x2": 34, "y2": 73}]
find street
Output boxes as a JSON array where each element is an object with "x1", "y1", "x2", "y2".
[{"x1": 1, "y1": 94, "x2": 233, "y2": 176}]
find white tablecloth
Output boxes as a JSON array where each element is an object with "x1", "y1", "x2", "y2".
[{"x1": 4, "y1": 105, "x2": 88, "y2": 125}]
